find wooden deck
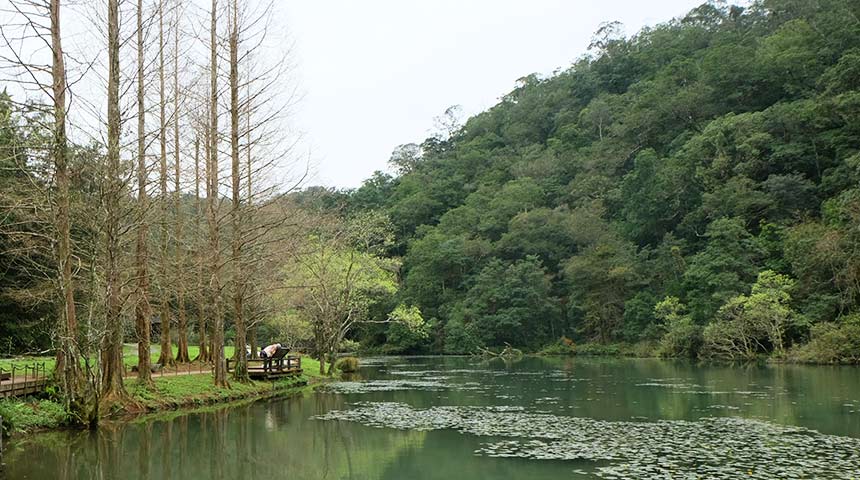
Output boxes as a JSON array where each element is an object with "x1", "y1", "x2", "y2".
[
  {"x1": 0, "y1": 363, "x2": 49, "y2": 399},
  {"x1": 226, "y1": 355, "x2": 303, "y2": 380}
]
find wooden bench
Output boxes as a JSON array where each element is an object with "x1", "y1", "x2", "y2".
[{"x1": 0, "y1": 371, "x2": 10, "y2": 382}]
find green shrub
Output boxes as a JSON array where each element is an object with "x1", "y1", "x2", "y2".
[
  {"x1": 629, "y1": 341, "x2": 659, "y2": 358},
  {"x1": 576, "y1": 343, "x2": 623, "y2": 356},
  {"x1": 537, "y1": 336, "x2": 576, "y2": 356},
  {"x1": 385, "y1": 306, "x2": 431, "y2": 354},
  {"x1": 443, "y1": 319, "x2": 482, "y2": 354},
  {"x1": 335, "y1": 356, "x2": 360, "y2": 373},
  {"x1": 339, "y1": 339, "x2": 361, "y2": 353},
  {"x1": 790, "y1": 315, "x2": 860, "y2": 364},
  {"x1": 654, "y1": 297, "x2": 702, "y2": 358},
  {"x1": 658, "y1": 317, "x2": 703, "y2": 358},
  {"x1": 0, "y1": 398, "x2": 68, "y2": 435}
]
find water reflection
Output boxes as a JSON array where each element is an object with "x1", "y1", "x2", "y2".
[{"x1": 3, "y1": 357, "x2": 860, "y2": 479}]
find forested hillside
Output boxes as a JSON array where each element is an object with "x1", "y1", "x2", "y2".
[{"x1": 330, "y1": 0, "x2": 860, "y2": 361}]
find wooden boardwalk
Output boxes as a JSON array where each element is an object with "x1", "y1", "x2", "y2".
[
  {"x1": 227, "y1": 355, "x2": 303, "y2": 380},
  {"x1": 0, "y1": 355, "x2": 302, "y2": 399},
  {"x1": 0, "y1": 363, "x2": 49, "y2": 399}
]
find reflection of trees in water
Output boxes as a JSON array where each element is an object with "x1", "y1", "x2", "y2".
[
  {"x1": 177, "y1": 415, "x2": 188, "y2": 475},
  {"x1": 235, "y1": 404, "x2": 254, "y2": 479},
  {"x1": 213, "y1": 409, "x2": 227, "y2": 480},
  {"x1": 96, "y1": 426, "x2": 124, "y2": 480},
  {"x1": 139, "y1": 422, "x2": 151, "y2": 480},
  {"x1": 161, "y1": 417, "x2": 172, "y2": 479},
  {"x1": 7, "y1": 358, "x2": 860, "y2": 479},
  {"x1": 481, "y1": 355, "x2": 524, "y2": 369}
]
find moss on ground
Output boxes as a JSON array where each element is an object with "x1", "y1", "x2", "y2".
[
  {"x1": 0, "y1": 398, "x2": 68, "y2": 435},
  {"x1": 127, "y1": 373, "x2": 309, "y2": 412}
]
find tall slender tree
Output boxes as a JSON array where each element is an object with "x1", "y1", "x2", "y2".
[
  {"x1": 134, "y1": 0, "x2": 154, "y2": 387},
  {"x1": 229, "y1": 0, "x2": 248, "y2": 382},
  {"x1": 209, "y1": 0, "x2": 227, "y2": 387},
  {"x1": 245, "y1": 91, "x2": 258, "y2": 360},
  {"x1": 101, "y1": 0, "x2": 127, "y2": 402},
  {"x1": 49, "y1": 0, "x2": 84, "y2": 404},
  {"x1": 156, "y1": 0, "x2": 174, "y2": 367},
  {"x1": 194, "y1": 125, "x2": 209, "y2": 363},
  {"x1": 173, "y1": 0, "x2": 190, "y2": 364}
]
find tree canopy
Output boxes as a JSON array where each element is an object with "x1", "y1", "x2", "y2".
[{"x1": 313, "y1": 0, "x2": 860, "y2": 360}]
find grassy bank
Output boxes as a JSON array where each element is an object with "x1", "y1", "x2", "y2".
[
  {"x1": 0, "y1": 356, "x2": 324, "y2": 436},
  {"x1": 0, "y1": 344, "x2": 237, "y2": 373}
]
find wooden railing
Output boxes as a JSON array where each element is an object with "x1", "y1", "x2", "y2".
[
  {"x1": 226, "y1": 355, "x2": 302, "y2": 377},
  {"x1": 0, "y1": 362, "x2": 49, "y2": 398}
]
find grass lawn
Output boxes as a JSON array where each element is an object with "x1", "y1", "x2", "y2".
[
  {"x1": 0, "y1": 344, "x2": 238, "y2": 373},
  {"x1": 0, "y1": 398, "x2": 68, "y2": 435},
  {"x1": 1, "y1": 354, "x2": 323, "y2": 435},
  {"x1": 128, "y1": 371, "x2": 310, "y2": 412},
  {"x1": 1, "y1": 344, "x2": 322, "y2": 382}
]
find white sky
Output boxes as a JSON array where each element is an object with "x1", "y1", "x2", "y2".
[{"x1": 282, "y1": 0, "x2": 707, "y2": 189}]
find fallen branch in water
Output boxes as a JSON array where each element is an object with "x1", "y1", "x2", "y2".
[{"x1": 475, "y1": 343, "x2": 524, "y2": 358}]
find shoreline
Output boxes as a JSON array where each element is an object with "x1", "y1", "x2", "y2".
[{"x1": 0, "y1": 357, "x2": 330, "y2": 439}]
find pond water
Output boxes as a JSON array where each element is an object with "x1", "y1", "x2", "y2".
[{"x1": 3, "y1": 356, "x2": 860, "y2": 479}]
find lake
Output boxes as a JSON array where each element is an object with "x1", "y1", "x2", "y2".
[{"x1": 3, "y1": 356, "x2": 860, "y2": 479}]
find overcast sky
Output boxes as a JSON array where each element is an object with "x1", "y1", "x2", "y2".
[{"x1": 281, "y1": 0, "x2": 707, "y2": 189}]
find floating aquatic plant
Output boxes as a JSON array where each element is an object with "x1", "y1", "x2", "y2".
[
  {"x1": 319, "y1": 379, "x2": 488, "y2": 394},
  {"x1": 314, "y1": 402, "x2": 860, "y2": 479}
]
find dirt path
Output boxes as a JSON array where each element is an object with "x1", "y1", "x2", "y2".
[{"x1": 123, "y1": 363, "x2": 212, "y2": 379}]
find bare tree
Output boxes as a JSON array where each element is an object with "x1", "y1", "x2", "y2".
[
  {"x1": 209, "y1": 0, "x2": 227, "y2": 387},
  {"x1": 155, "y1": 0, "x2": 174, "y2": 367},
  {"x1": 134, "y1": 0, "x2": 154, "y2": 387},
  {"x1": 50, "y1": 0, "x2": 85, "y2": 405},
  {"x1": 173, "y1": 0, "x2": 189, "y2": 364},
  {"x1": 194, "y1": 122, "x2": 209, "y2": 363},
  {"x1": 228, "y1": 0, "x2": 248, "y2": 381},
  {"x1": 101, "y1": 0, "x2": 127, "y2": 402},
  {"x1": 219, "y1": 0, "x2": 305, "y2": 378}
]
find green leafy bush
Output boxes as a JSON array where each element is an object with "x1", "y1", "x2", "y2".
[
  {"x1": 335, "y1": 356, "x2": 360, "y2": 373},
  {"x1": 658, "y1": 318, "x2": 702, "y2": 358},
  {"x1": 0, "y1": 398, "x2": 68, "y2": 435},
  {"x1": 790, "y1": 315, "x2": 860, "y2": 364},
  {"x1": 701, "y1": 271, "x2": 799, "y2": 361},
  {"x1": 338, "y1": 339, "x2": 361, "y2": 353},
  {"x1": 443, "y1": 317, "x2": 482, "y2": 354},
  {"x1": 537, "y1": 336, "x2": 576, "y2": 356},
  {"x1": 385, "y1": 305, "x2": 430, "y2": 353},
  {"x1": 575, "y1": 343, "x2": 623, "y2": 356},
  {"x1": 654, "y1": 297, "x2": 702, "y2": 358}
]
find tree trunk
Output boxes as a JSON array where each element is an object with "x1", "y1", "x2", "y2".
[
  {"x1": 102, "y1": 0, "x2": 126, "y2": 402},
  {"x1": 195, "y1": 134, "x2": 209, "y2": 364},
  {"x1": 174, "y1": 1, "x2": 190, "y2": 364},
  {"x1": 326, "y1": 349, "x2": 336, "y2": 376},
  {"x1": 157, "y1": 0, "x2": 174, "y2": 367},
  {"x1": 50, "y1": 0, "x2": 84, "y2": 404},
  {"x1": 229, "y1": 0, "x2": 248, "y2": 383},
  {"x1": 134, "y1": 0, "x2": 153, "y2": 386},
  {"x1": 209, "y1": 0, "x2": 227, "y2": 387},
  {"x1": 245, "y1": 81, "x2": 258, "y2": 361}
]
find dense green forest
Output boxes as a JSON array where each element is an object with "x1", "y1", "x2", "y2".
[
  {"x1": 306, "y1": 0, "x2": 860, "y2": 362},
  {"x1": 3, "y1": 0, "x2": 860, "y2": 365}
]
